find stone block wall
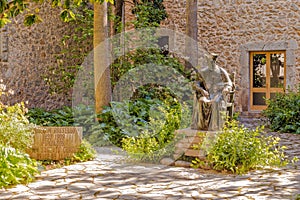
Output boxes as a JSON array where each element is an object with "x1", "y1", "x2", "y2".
[
  {"x1": 1, "y1": 1, "x2": 300, "y2": 113},
  {"x1": 0, "y1": 3, "x2": 76, "y2": 110},
  {"x1": 160, "y1": 0, "x2": 300, "y2": 113}
]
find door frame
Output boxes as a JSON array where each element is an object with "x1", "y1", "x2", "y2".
[{"x1": 249, "y1": 51, "x2": 286, "y2": 111}]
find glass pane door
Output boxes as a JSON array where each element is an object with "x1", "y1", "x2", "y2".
[{"x1": 250, "y1": 51, "x2": 285, "y2": 110}]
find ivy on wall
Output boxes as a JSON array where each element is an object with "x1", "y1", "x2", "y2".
[
  {"x1": 43, "y1": 5, "x2": 94, "y2": 95},
  {"x1": 43, "y1": 0, "x2": 173, "y2": 96}
]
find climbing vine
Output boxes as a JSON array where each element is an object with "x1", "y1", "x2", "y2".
[
  {"x1": 132, "y1": 0, "x2": 167, "y2": 28},
  {"x1": 43, "y1": 0, "x2": 174, "y2": 96},
  {"x1": 43, "y1": 5, "x2": 94, "y2": 95}
]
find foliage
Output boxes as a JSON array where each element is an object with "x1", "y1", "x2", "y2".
[
  {"x1": 110, "y1": 0, "x2": 190, "y2": 89},
  {"x1": 132, "y1": 0, "x2": 167, "y2": 29},
  {"x1": 122, "y1": 133, "x2": 168, "y2": 163},
  {"x1": 27, "y1": 106, "x2": 74, "y2": 126},
  {"x1": 0, "y1": 144, "x2": 39, "y2": 188},
  {"x1": 121, "y1": 99, "x2": 191, "y2": 162},
  {"x1": 88, "y1": 82, "x2": 192, "y2": 149},
  {"x1": 89, "y1": 98, "x2": 161, "y2": 147},
  {"x1": 0, "y1": 0, "x2": 113, "y2": 28},
  {"x1": 43, "y1": 6, "x2": 94, "y2": 95},
  {"x1": 111, "y1": 48, "x2": 190, "y2": 89},
  {"x1": 39, "y1": 139, "x2": 96, "y2": 169},
  {"x1": 65, "y1": 139, "x2": 96, "y2": 163},
  {"x1": 0, "y1": 81, "x2": 34, "y2": 152},
  {"x1": 0, "y1": 81, "x2": 37, "y2": 188},
  {"x1": 262, "y1": 86, "x2": 300, "y2": 134},
  {"x1": 0, "y1": 102, "x2": 35, "y2": 152},
  {"x1": 27, "y1": 105, "x2": 109, "y2": 146},
  {"x1": 192, "y1": 120, "x2": 290, "y2": 174}
]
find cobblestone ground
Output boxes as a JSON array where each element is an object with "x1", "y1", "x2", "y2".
[{"x1": 1, "y1": 118, "x2": 299, "y2": 200}]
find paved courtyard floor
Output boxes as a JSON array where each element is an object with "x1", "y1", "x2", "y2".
[{"x1": 1, "y1": 118, "x2": 300, "y2": 200}]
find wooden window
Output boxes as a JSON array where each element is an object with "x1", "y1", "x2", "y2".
[{"x1": 250, "y1": 51, "x2": 286, "y2": 110}]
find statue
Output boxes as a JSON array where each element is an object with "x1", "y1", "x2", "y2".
[{"x1": 191, "y1": 54, "x2": 234, "y2": 131}]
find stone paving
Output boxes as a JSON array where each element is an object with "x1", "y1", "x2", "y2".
[{"x1": 0, "y1": 118, "x2": 300, "y2": 200}]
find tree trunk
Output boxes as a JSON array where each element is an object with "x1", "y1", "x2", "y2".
[
  {"x1": 185, "y1": 0, "x2": 198, "y2": 70},
  {"x1": 94, "y1": 1, "x2": 112, "y2": 113}
]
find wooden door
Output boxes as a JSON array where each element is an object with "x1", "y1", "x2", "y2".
[{"x1": 250, "y1": 51, "x2": 286, "y2": 110}]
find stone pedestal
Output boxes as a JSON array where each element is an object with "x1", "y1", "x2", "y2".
[{"x1": 174, "y1": 128, "x2": 219, "y2": 160}]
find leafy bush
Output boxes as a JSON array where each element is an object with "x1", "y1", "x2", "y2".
[
  {"x1": 0, "y1": 102, "x2": 35, "y2": 152},
  {"x1": 110, "y1": 48, "x2": 191, "y2": 90},
  {"x1": 66, "y1": 139, "x2": 96, "y2": 163},
  {"x1": 262, "y1": 86, "x2": 300, "y2": 134},
  {"x1": 0, "y1": 145, "x2": 39, "y2": 188},
  {"x1": 122, "y1": 101, "x2": 191, "y2": 162},
  {"x1": 27, "y1": 105, "x2": 108, "y2": 146},
  {"x1": 39, "y1": 139, "x2": 96, "y2": 170},
  {"x1": 131, "y1": 0, "x2": 167, "y2": 29},
  {"x1": 122, "y1": 133, "x2": 168, "y2": 162},
  {"x1": 0, "y1": 82, "x2": 34, "y2": 152},
  {"x1": 192, "y1": 120, "x2": 290, "y2": 174},
  {"x1": 27, "y1": 106, "x2": 74, "y2": 126},
  {"x1": 89, "y1": 98, "x2": 162, "y2": 147}
]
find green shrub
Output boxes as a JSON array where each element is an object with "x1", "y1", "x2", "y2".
[
  {"x1": 0, "y1": 144, "x2": 39, "y2": 188},
  {"x1": 89, "y1": 83, "x2": 192, "y2": 148},
  {"x1": 27, "y1": 106, "x2": 74, "y2": 126},
  {"x1": 122, "y1": 133, "x2": 168, "y2": 162},
  {"x1": 39, "y1": 139, "x2": 96, "y2": 170},
  {"x1": 27, "y1": 105, "x2": 109, "y2": 146},
  {"x1": 89, "y1": 99, "x2": 164, "y2": 147},
  {"x1": 0, "y1": 82, "x2": 34, "y2": 152},
  {"x1": 262, "y1": 86, "x2": 300, "y2": 134},
  {"x1": 122, "y1": 101, "x2": 191, "y2": 162},
  {"x1": 66, "y1": 139, "x2": 96, "y2": 164},
  {"x1": 0, "y1": 102, "x2": 35, "y2": 152},
  {"x1": 192, "y1": 120, "x2": 290, "y2": 174}
]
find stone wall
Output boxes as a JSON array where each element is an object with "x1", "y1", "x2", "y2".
[
  {"x1": 0, "y1": 3, "x2": 76, "y2": 110},
  {"x1": 160, "y1": 0, "x2": 300, "y2": 113},
  {"x1": 1, "y1": 1, "x2": 300, "y2": 113}
]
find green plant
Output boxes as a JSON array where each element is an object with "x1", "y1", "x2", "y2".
[
  {"x1": 132, "y1": 0, "x2": 167, "y2": 29},
  {"x1": 65, "y1": 139, "x2": 96, "y2": 164},
  {"x1": 262, "y1": 86, "x2": 300, "y2": 134},
  {"x1": 89, "y1": 99, "x2": 160, "y2": 147},
  {"x1": 122, "y1": 133, "x2": 168, "y2": 162},
  {"x1": 27, "y1": 106, "x2": 74, "y2": 126},
  {"x1": 27, "y1": 105, "x2": 111, "y2": 146},
  {"x1": 121, "y1": 100, "x2": 190, "y2": 162},
  {"x1": 110, "y1": 48, "x2": 190, "y2": 90},
  {"x1": 0, "y1": 145, "x2": 39, "y2": 188},
  {"x1": 192, "y1": 120, "x2": 290, "y2": 174},
  {"x1": 43, "y1": 5, "x2": 94, "y2": 95},
  {"x1": 0, "y1": 102, "x2": 35, "y2": 152},
  {"x1": 0, "y1": 81, "x2": 34, "y2": 152},
  {"x1": 39, "y1": 140, "x2": 96, "y2": 170}
]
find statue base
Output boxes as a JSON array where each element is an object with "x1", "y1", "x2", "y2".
[{"x1": 174, "y1": 128, "x2": 219, "y2": 160}]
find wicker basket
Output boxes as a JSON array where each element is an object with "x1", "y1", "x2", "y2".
[{"x1": 28, "y1": 127, "x2": 83, "y2": 160}]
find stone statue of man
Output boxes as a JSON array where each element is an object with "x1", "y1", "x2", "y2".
[{"x1": 191, "y1": 54, "x2": 233, "y2": 131}]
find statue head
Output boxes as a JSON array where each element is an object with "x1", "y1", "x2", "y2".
[
  {"x1": 212, "y1": 53, "x2": 218, "y2": 62},
  {"x1": 204, "y1": 53, "x2": 218, "y2": 70}
]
